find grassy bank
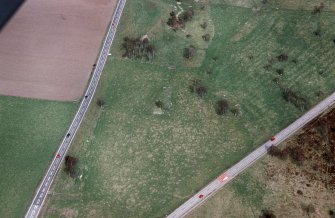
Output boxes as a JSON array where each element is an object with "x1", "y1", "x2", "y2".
[{"x1": 42, "y1": 0, "x2": 335, "y2": 217}]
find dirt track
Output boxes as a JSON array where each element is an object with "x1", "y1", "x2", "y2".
[{"x1": 0, "y1": 0, "x2": 117, "y2": 101}]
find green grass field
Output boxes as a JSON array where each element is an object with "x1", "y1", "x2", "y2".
[
  {"x1": 0, "y1": 96, "x2": 77, "y2": 217},
  {"x1": 42, "y1": 0, "x2": 335, "y2": 217}
]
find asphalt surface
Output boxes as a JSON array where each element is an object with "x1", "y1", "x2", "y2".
[
  {"x1": 168, "y1": 91, "x2": 335, "y2": 218},
  {"x1": 24, "y1": 0, "x2": 126, "y2": 217}
]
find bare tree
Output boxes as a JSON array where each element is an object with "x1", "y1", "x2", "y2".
[
  {"x1": 184, "y1": 45, "x2": 196, "y2": 59},
  {"x1": 65, "y1": 155, "x2": 78, "y2": 178},
  {"x1": 190, "y1": 79, "x2": 207, "y2": 97},
  {"x1": 155, "y1": 100, "x2": 163, "y2": 108},
  {"x1": 216, "y1": 99, "x2": 229, "y2": 115},
  {"x1": 97, "y1": 98, "x2": 105, "y2": 108}
]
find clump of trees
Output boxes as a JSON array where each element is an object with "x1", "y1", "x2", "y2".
[
  {"x1": 167, "y1": 8, "x2": 194, "y2": 30},
  {"x1": 64, "y1": 155, "x2": 78, "y2": 178},
  {"x1": 184, "y1": 45, "x2": 196, "y2": 59},
  {"x1": 268, "y1": 144, "x2": 306, "y2": 165},
  {"x1": 167, "y1": 11, "x2": 179, "y2": 30},
  {"x1": 281, "y1": 87, "x2": 309, "y2": 110},
  {"x1": 189, "y1": 79, "x2": 207, "y2": 97},
  {"x1": 215, "y1": 99, "x2": 229, "y2": 115},
  {"x1": 121, "y1": 36, "x2": 155, "y2": 60},
  {"x1": 179, "y1": 8, "x2": 194, "y2": 23}
]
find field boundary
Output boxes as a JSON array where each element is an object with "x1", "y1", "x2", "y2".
[
  {"x1": 24, "y1": 0, "x2": 127, "y2": 217},
  {"x1": 168, "y1": 91, "x2": 335, "y2": 218}
]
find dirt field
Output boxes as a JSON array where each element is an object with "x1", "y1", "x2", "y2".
[
  {"x1": 0, "y1": 0, "x2": 117, "y2": 101},
  {"x1": 188, "y1": 108, "x2": 335, "y2": 218}
]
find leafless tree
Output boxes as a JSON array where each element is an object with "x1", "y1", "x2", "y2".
[
  {"x1": 97, "y1": 98, "x2": 105, "y2": 108},
  {"x1": 65, "y1": 155, "x2": 78, "y2": 178},
  {"x1": 216, "y1": 99, "x2": 229, "y2": 115}
]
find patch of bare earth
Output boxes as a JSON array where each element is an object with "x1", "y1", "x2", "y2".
[
  {"x1": 188, "y1": 108, "x2": 335, "y2": 218},
  {"x1": 46, "y1": 207, "x2": 78, "y2": 218},
  {"x1": 252, "y1": 108, "x2": 335, "y2": 217},
  {"x1": 0, "y1": 0, "x2": 117, "y2": 101}
]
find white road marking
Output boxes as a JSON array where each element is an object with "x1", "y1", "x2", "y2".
[
  {"x1": 168, "y1": 92, "x2": 335, "y2": 218},
  {"x1": 24, "y1": 1, "x2": 127, "y2": 217}
]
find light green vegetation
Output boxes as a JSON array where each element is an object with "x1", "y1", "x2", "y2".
[
  {"x1": 42, "y1": 0, "x2": 335, "y2": 217},
  {"x1": 0, "y1": 96, "x2": 77, "y2": 217},
  {"x1": 188, "y1": 167, "x2": 268, "y2": 218}
]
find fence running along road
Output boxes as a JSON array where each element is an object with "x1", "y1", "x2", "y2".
[
  {"x1": 168, "y1": 91, "x2": 335, "y2": 218},
  {"x1": 24, "y1": 0, "x2": 127, "y2": 217}
]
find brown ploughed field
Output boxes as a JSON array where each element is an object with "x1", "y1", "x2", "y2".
[{"x1": 0, "y1": 0, "x2": 117, "y2": 101}]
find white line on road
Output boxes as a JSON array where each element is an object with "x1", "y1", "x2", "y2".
[
  {"x1": 24, "y1": 1, "x2": 127, "y2": 217},
  {"x1": 168, "y1": 92, "x2": 335, "y2": 218}
]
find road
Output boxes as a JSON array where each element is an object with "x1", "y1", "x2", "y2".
[
  {"x1": 168, "y1": 91, "x2": 335, "y2": 218},
  {"x1": 24, "y1": 0, "x2": 126, "y2": 217}
]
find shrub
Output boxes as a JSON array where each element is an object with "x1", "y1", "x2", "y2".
[
  {"x1": 277, "y1": 54, "x2": 288, "y2": 62},
  {"x1": 231, "y1": 107, "x2": 240, "y2": 116},
  {"x1": 281, "y1": 88, "x2": 309, "y2": 110},
  {"x1": 259, "y1": 209, "x2": 276, "y2": 218},
  {"x1": 276, "y1": 69, "x2": 284, "y2": 76},
  {"x1": 216, "y1": 99, "x2": 229, "y2": 115},
  {"x1": 312, "y1": 3, "x2": 324, "y2": 15},
  {"x1": 64, "y1": 155, "x2": 78, "y2": 178},
  {"x1": 202, "y1": 33, "x2": 211, "y2": 41},
  {"x1": 189, "y1": 79, "x2": 207, "y2": 97},
  {"x1": 184, "y1": 45, "x2": 196, "y2": 59},
  {"x1": 97, "y1": 98, "x2": 105, "y2": 108},
  {"x1": 155, "y1": 100, "x2": 163, "y2": 108},
  {"x1": 200, "y1": 22, "x2": 207, "y2": 29}
]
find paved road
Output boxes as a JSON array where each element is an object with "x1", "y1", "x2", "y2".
[
  {"x1": 24, "y1": 1, "x2": 126, "y2": 217},
  {"x1": 168, "y1": 91, "x2": 335, "y2": 218}
]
